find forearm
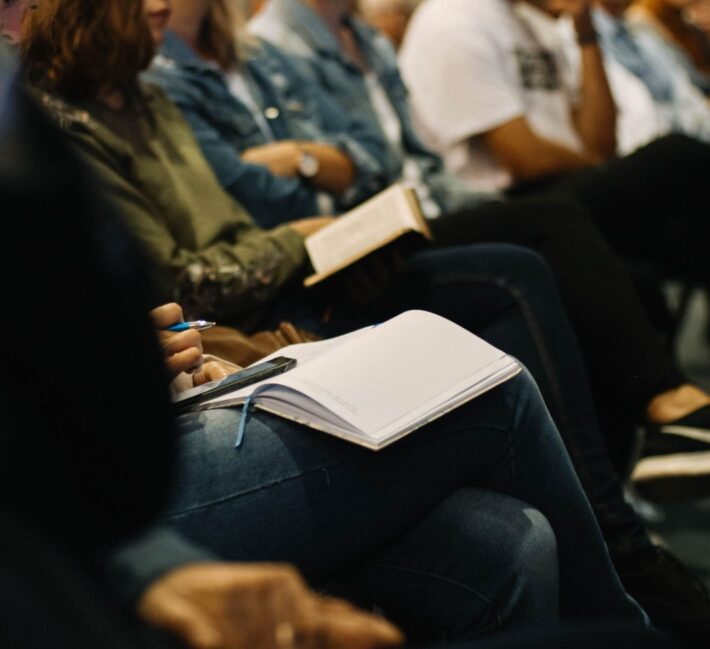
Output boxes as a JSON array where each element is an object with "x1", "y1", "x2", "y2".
[
  {"x1": 572, "y1": 14, "x2": 617, "y2": 158},
  {"x1": 515, "y1": 139, "x2": 596, "y2": 180},
  {"x1": 241, "y1": 141, "x2": 355, "y2": 194},
  {"x1": 484, "y1": 117, "x2": 597, "y2": 182}
]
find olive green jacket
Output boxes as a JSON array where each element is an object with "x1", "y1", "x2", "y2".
[{"x1": 37, "y1": 84, "x2": 306, "y2": 323}]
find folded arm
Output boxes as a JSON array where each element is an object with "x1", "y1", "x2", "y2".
[
  {"x1": 483, "y1": 116, "x2": 599, "y2": 181},
  {"x1": 242, "y1": 140, "x2": 356, "y2": 193}
]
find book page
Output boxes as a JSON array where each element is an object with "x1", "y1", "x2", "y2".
[
  {"x1": 200, "y1": 326, "x2": 374, "y2": 408},
  {"x1": 305, "y1": 184, "x2": 425, "y2": 275},
  {"x1": 268, "y1": 311, "x2": 509, "y2": 437},
  {"x1": 199, "y1": 311, "x2": 518, "y2": 449}
]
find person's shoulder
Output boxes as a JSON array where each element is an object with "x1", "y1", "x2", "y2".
[
  {"x1": 141, "y1": 83, "x2": 190, "y2": 123},
  {"x1": 350, "y1": 16, "x2": 398, "y2": 62},
  {"x1": 438, "y1": 0, "x2": 509, "y2": 18},
  {"x1": 249, "y1": 6, "x2": 291, "y2": 46},
  {"x1": 413, "y1": 0, "x2": 508, "y2": 34},
  {"x1": 147, "y1": 51, "x2": 186, "y2": 85}
]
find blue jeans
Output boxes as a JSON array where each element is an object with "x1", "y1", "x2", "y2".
[
  {"x1": 165, "y1": 370, "x2": 644, "y2": 641},
  {"x1": 265, "y1": 244, "x2": 649, "y2": 557}
]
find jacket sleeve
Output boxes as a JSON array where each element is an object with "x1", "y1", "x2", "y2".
[
  {"x1": 162, "y1": 80, "x2": 323, "y2": 227},
  {"x1": 68, "y1": 131, "x2": 307, "y2": 322},
  {"x1": 265, "y1": 45, "x2": 392, "y2": 208},
  {"x1": 103, "y1": 526, "x2": 218, "y2": 606}
]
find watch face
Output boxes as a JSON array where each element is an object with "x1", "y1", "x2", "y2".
[{"x1": 298, "y1": 152, "x2": 320, "y2": 178}]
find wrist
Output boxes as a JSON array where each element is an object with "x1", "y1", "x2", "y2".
[
  {"x1": 573, "y1": 7, "x2": 596, "y2": 44},
  {"x1": 576, "y1": 30, "x2": 598, "y2": 45},
  {"x1": 295, "y1": 147, "x2": 320, "y2": 180}
]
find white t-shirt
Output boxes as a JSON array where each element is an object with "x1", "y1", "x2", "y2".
[{"x1": 399, "y1": 0, "x2": 585, "y2": 191}]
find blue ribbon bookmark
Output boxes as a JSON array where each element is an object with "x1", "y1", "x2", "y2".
[
  {"x1": 235, "y1": 385, "x2": 271, "y2": 448},
  {"x1": 235, "y1": 395, "x2": 255, "y2": 448}
]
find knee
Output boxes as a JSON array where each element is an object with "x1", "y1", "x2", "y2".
[
  {"x1": 477, "y1": 243, "x2": 557, "y2": 287},
  {"x1": 496, "y1": 504, "x2": 560, "y2": 628},
  {"x1": 489, "y1": 244, "x2": 560, "y2": 302},
  {"x1": 511, "y1": 506, "x2": 559, "y2": 592},
  {"x1": 439, "y1": 490, "x2": 559, "y2": 633}
]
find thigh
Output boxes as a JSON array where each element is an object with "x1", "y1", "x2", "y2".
[
  {"x1": 548, "y1": 135, "x2": 710, "y2": 276},
  {"x1": 160, "y1": 375, "x2": 528, "y2": 580},
  {"x1": 429, "y1": 195, "x2": 593, "y2": 250}
]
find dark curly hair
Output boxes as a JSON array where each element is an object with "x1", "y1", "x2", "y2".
[{"x1": 21, "y1": 0, "x2": 154, "y2": 102}]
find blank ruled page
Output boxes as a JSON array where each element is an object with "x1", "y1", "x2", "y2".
[{"x1": 273, "y1": 311, "x2": 506, "y2": 435}]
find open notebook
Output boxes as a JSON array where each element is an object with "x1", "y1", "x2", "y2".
[{"x1": 190, "y1": 311, "x2": 520, "y2": 450}]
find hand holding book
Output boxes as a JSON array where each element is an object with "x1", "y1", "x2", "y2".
[{"x1": 302, "y1": 183, "x2": 432, "y2": 287}]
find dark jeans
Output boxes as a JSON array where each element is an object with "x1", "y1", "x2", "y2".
[
  {"x1": 167, "y1": 371, "x2": 645, "y2": 641},
  {"x1": 265, "y1": 243, "x2": 649, "y2": 557},
  {"x1": 429, "y1": 196, "x2": 686, "y2": 469}
]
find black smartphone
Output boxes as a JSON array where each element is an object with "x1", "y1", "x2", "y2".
[{"x1": 172, "y1": 356, "x2": 297, "y2": 414}]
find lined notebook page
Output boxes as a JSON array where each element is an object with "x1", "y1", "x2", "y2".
[{"x1": 271, "y1": 311, "x2": 505, "y2": 435}]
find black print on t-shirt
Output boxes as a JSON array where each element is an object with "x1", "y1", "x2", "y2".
[{"x1": 514, "y1": 47, "x2": 560, "y2": 91}]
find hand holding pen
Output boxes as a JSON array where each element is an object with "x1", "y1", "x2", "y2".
[
  {"x1": 149, "y1": 304, "x2": 233, "y2": 385},
  {"x1": 150, "y1": 304, "x2": 208, "y2": 379}
]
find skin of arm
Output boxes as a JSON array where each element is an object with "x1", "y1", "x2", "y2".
[
  {"x1": 241, "y1": 139, "x2": 356, "y2": 193},
  {"x1": 561, "y1": 0, "x2": 617, "y2": 158},
  {"x1": 483, "y1": 0, "x2": 615, "y2": 181},
  {"x1": 483, "y1": 116, "x2": 600, "y2": 181}
]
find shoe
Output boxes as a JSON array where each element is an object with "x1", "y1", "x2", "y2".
[
  {"x1": 632, "y1": 406, "x2": 710, "y2": 502},
  {"x1": 613, "y1": 545, "x2": 710, "y2": 648}
]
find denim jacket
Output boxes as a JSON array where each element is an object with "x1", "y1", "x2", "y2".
[
  {"x1": 143, "y1": 32, "x2": 389, "y2": 227},
  {"x1": 250, "y1": 0, "x2": 496, "y2": 214}
]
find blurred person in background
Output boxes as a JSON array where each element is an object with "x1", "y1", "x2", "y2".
[
  {"x1": 560, "y1": 0, "x2": 710, "y2": 153},
  {"x1": 630, "y1": 0, "x2": 710, "y2": 94},
  {"x1": 357, "y1": 0, "x2": 422, "y2": 49}
]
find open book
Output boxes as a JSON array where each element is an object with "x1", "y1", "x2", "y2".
[
  {"x1": 192, "y1": 311, "x2": 520, "y2": 450},
  {"x1": 304, "y1": 183, "x2": 432, "y2": 287}
]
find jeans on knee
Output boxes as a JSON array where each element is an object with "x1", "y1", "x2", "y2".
[{"x1": 163, "y1": 370, "x2": 644, "y2": 633}]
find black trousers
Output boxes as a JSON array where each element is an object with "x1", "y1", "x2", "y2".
[
  {"x1": 433, "y1": 197, "x2": 684, "y2": 395},
  {"x1": 430, "y1": 154, "x2": 697, "y2": 467},
  {"x1": 548, "y1": 134, "x2": 710, "y2": 289}
]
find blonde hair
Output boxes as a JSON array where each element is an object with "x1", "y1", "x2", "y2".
[{"x1": 199, "y1": 0, "x2": 244, "y2": 70}]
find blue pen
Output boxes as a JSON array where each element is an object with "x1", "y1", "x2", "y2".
[{"x1": 165, "y1": 320, "x2": 216, "y2": 332}]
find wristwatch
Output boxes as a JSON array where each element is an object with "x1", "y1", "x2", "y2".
[{"x1": 296, "y1": 150, "x2": 320, "y2": 179}]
